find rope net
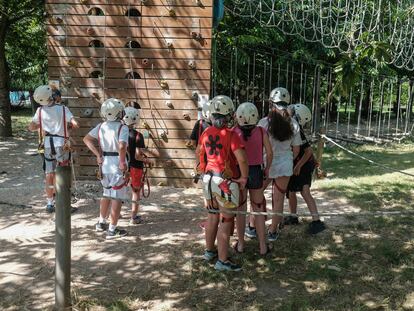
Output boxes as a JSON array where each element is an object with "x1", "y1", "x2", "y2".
[{"x1": 226, "y1": 0, "x2": 414, "y2": 71}]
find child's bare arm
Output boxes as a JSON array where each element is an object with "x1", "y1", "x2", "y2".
[
  {"x1": 28, "y1": 122, "x2": 40, "y2": 132},
  {"x1": 70, "y1": 117, "x2": 80, "y2": 129},
  {"x1": 118, "y1": 141, "x2": 127, "y2": 171},
  {"x1": 83, "y1": 134, "x2": 102, "y2": 164}
]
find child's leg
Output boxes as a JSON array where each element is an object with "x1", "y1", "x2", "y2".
[
  {"x1": 217, "y1": 206, "x2": 234, "y2": 263},
  {"x1": 234, "y1": 189, "x2": 247, "y2": 252},
  {"x1": 45, "y1": 173, "x2": 55, "y2": 200},
  {"x1": 205, "y1": 199, "x2": 219, "y2": 251},
  {"x1": 269, "y1": 176, "x2": 290, "y2": 233},
  {"x1": 288, "y1": 191, "x2": 298, "y2": 214},
  {"x1": 109, "y1": 199, "x2": 122, "y2": 227},
  {"x1": 99, "y1": 198, "x2": 111, "y2": 223},
  {"x1": 249, "y1": 178, "x2": 271, "y2": 229},
  {"x1": 300, "y1": 185, "x2": 320, "y2": 221},
  {"x1": 131, "y1": 188, "x2": 140, "y2": 219},
  {"x1": 250, "y1": 189, "x2": 267, "y2": 254}
]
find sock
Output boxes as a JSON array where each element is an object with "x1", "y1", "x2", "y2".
[
  {"x1": 109, "y1": 224, "x2": 116, "y2": 232},
  {"x1": 99, "y1": 216, "x2": 106, "y2": 224},
  {"x1": 47, "y1": 197, "x2": 54, "y2": 205}
]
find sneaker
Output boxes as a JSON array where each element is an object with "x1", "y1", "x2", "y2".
[
  {"x1": 284, "y1": 215, "x2": 299, "y2": 225},
  {"x1": 129, "y1": 215, "x2": 143, "y2": 225},
  {"x1": 95, "y1": 222, "x2": 108, "y2": 232},
  {"x1": 214, "y1": 259, "x2": 242, "y2": 272},
  {"x1": 245, "y1": 225, "x2": 257, "y2": 238},
  {"x1": 46, "y1": 203, "x2": 55, "y2": 213},
  {"x1": 106, "y1": 228, "x2": 127, "y2": 239},
  {"x1": 268, "y1": 229, "x2": 280, "y2": 242},
  {"x1": 308, "y1": 220, "x2": 326, "y2": 235},
  {"x1": 203, "y1": 249, "x2": 218, "y2": 261}
]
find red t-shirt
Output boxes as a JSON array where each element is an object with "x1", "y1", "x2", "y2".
[{"x1": 199, "y1": 127, "x2": 244, "y2": 178}]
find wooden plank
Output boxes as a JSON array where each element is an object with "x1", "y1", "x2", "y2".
[
  {"x1": 46, "y1": 0, "x2": 213, "y2": 6},
  {"x1": 48, "y1": 67, "x2": 211, "y2": 80},
  {"x1": 46, "y1": 4, "x2": 213, "y2": 17},
  {"x1": 48, "y1": 45, "x2": 212, "y2": 59},
  {"x1": 63, "y1": 88, "x2": 207, "y2": 100},
  {"x1": 48, "y1": 36, "x2": 210, "y2": 49},
  {"x1": 76, "y1": 128, "x2": 194, "y2": 139},
  {"x1": 77, "y1": 117, "x2": 195, "y2": 130},
  {"x1": 66, "y1": 98, "x2": 202, "y2": 110},
  {"x1": 48, "y1": 57, "x2": 211, "y2": 70},
  {"x1": 70, "y1": 107, "x2": 198, "y2": 119},
  {"x1": 47, "y1": 16, "x2": 213, "y2": 28},
  {"x1": 49, "y1": 77, "x2": 210, "y2": 90},
  {"x1": 47, "y1": 25, "x2": 212, "y2": 39}
]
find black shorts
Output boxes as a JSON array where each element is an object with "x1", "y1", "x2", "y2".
[
  {"x1": 288, "y1": 161, "x2": 315, "y2": 193},
  {"x1": 247, "y1": 165, "x2": 264, "y2": 190}
]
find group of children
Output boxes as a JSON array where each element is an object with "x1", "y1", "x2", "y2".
[
  {"x1": 194, "y1": 87, "x2": 326, "y2": 272},
  {"x1": 29, "y1": 86, "x2": 148, "y2": 239},
  {"x1": 28, "y1": 83, "x2": 325, "y2": 262}
]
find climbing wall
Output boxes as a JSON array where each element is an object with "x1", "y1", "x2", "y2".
[{"x1": 46, "y1": 0, "x2": 213, "y2": 187}]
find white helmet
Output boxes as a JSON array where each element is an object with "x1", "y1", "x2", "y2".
[
  {"x1": 236, "y1": 102, "x2": 259, "y2": 126},
  {"x1": 269, "y1": 87, "x2": 290, "y2": 105},
  {"x1": 100, "y1": 98, "x2": 125, "y2": 121},
  {"x1": 34, "y1": 85, "x2": 53, "y2": 106},
  {"x1": 210, "y1": 95, "x2": 234, "y2": 116},
  {"x1": 123, "y1": 107, "x2": 140, "y2": 126},
  {"x1": 201, "y1": 100, "x2": 212, "y2": 121},
  {"x1": 291, "y1": 103, "x2": 312, "y2": 126}
]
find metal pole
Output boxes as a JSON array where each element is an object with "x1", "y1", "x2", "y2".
[{"x1": 55, "y1": 165, "x2": 72, "y2": 311}]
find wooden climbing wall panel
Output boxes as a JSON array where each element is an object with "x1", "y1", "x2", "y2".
[{"x1": 46, "y1": 0, "x2": 213, "y2": 187}]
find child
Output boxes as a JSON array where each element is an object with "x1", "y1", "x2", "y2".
[
  {"x1": 83, "y1": 98, "x2": 129, "y2": 239},
  {"x1": 123, "y1": 106, "x2": 149, "y2": 224},
  {"x1": 234, "y1": 102, "x2": 273, "y2": 256},
  {"x1": 198, "y1": 95, "x2": 249, "y2": 272},
  {"x1": 28, "y1": 85, "x2": 79, "y2": 213},
  {"x1": 257, "y1": 87, "x2": 301, "y2": 241},
  {"x1": 286, "y1": 103, "x2": 326, "y2": 234}
]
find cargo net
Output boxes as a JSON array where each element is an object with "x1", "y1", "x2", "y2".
[{"x1": 226, "y1": 0, "x2": 414, "y2": 71}]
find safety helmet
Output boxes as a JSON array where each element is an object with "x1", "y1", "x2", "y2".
[
  {"x1": 236, "y1": 102, "x2": 259, "y2": 126},
  {"x1": 34, "y1": 85, "x2": 53, "y2": 106},
  {"x1": 290, "y1": 103, "x2": 312, "y2": 126},
  {"x1": 210, "y1": 95, "x2": 234, "y2": 116},
  {"x1": 123, "y1": 106, "x2": 140, "y2": 126},
  {"x1": 269, "y1": 87, "x2": 290, "y2": 106},
  {"x1": 201, "y1": 100, "x2": 212, "y2": 121},
  {"x1": 100, "y1": 98, "x2": 125, "y2": 121}
]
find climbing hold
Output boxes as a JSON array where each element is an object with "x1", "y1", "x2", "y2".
[
  {"x1": 140, "y1": 0, "x2": 148, "y2": 4},
  {"x1": 79, "y1": 0, "x2": 88, "y2": 4},
  {"x1": 67, "y1": 59, "x2": 79, "y2": 67},
  {"x1": 142, "y1": 58, "x2": 150, "y2": 66},
  {"x1": 142, "y1": 130, "x2": 150, "y2": 138},
  {"x1": 82, "y1": 109, "x2": 93, "y2": 117},
  {"x1": 183, "y1": 113, "x2": 191, "y2": 121},
  {"x1": 86, "y1": 27, "x2": 95, "y2": 36},
  {"x1": 92, "y1": 92, "x2": 101, "y2": 100},
  {"x1": 185, "y1": 140, "x2": 194, "y2": 149},
  {"x1": 188, "y1": 60, "x2": 196, "y2": 69},
  {"x1": 166, "y1": 101, "x2": 174, "y2": 109},
  {"x1": 160, "y1": 80, "x2": 169, "y2": 89},
  {"x1": 191, "y1": 91, "x2": 199, "y2": 101},
  {"x1": 160, "y1": 131, "x2": 168, "y2": 142},
  {"x1": 165, "y1": 39, "x2": 174, "y2": 48},
  {"x1": 142, "y1": 121, "x2": 150, "y2": 130},
  {"x1": 168, "y1": 9, "x2": 176, "y2": 17}
]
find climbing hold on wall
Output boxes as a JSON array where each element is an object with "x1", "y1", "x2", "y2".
[
  {"x1": 160, "y1": 80, "x2": 169, "y2": 89},
  {"x1": 79, "y1": 0, "x2": 88, "y2": 4},
  {"x1": 86, "y1": 27, "x2": 95, "y2": 36},
  {"x1": 142, "y1": 121, "x2": 151, "y2": 130},
  {"x1": 165, "y1": 39, "x2": 174, "y2": 48},
  {"x1": 92, "y1": 92, "x2": 101, "y2": 100},
  {"x1": 191, "y1": 91, "x2": 199, "y2": 101},
  {"x1": 142, "y1": 58, "x2": 150, "y2": 66},
  {"x1": 185, "y1": 140, "x2": 194, "y2": 149},
  {"x1": 166, "y1": 101, "x2": 174, "y2": 109},
  {"x1": 160, "y1": 131, "x2": 168, "y2": 142},
  {"x1": 183, "y1": 113, "x2": 191, "y2": 121},
  {"x1": 82, "y1": 109, "x2": 94, "y2": 117},
  {"x1": 188, "y1": 60, "x2": 196, "y2": 69},
  {"x1": 168, "y1": 9, "x2": 176, "y2": 17}
]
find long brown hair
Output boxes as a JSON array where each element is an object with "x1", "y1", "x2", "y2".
[{"x1": 268, "y1": 108, "x2": 293, "y2": 141}]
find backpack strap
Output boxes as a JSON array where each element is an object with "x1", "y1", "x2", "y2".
[
  {"x1": 62, "y1": 106, "x2": 67, "y2": 139},
  {"x1": 198, "y1": 119, "x2": 203, "y2": 143}
]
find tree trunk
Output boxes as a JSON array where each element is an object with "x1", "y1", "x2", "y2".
[{"x1": 0, "y1": 20, "x2": 12, "y2": 137}]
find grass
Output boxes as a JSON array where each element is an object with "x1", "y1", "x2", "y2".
[
  {"x1": 11, "y1": 108, "x2": 33, "y2": 137},
  {"x1": 316, "y1": 141, "x2": 414, "y2": 211}
]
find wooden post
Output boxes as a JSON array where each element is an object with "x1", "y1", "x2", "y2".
[
  {"x1": 315, "y1": 128, "x2": 326, "y2": 179},
  {"x1": 55, "y1": 166, "x2": 72, "y2": 311}
]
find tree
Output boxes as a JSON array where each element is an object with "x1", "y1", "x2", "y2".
[{"x1": 0, "y1": 0, "x2": 44, "y2": 137}]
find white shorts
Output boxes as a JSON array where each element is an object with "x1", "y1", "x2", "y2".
[
  {"x1": 268, "y1": 155, "x2": 293, "y2": 179},
  {"x1": 44, "y1": 147, "x2": 70, "y2": 174},
  {"x1": 101, "y1": 173, "x2": 128, "y2": 201},
  {"x1": 202, "y1": 174, "x2": 240, "y2": 209}
]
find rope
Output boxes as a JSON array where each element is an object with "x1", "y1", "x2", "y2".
[{"x1": 322, "y1": 134, "x2": 414, "y2": 178}]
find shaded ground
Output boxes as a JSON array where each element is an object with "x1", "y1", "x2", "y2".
[{"x1": 1, "y1": 135, "x2": 414, "y2": 310}]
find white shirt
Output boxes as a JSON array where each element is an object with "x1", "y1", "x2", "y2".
[
  {"x1": 32, "y1": 105, "x2": 74, "y2": 148},
  {"x1": 258, "y1": 116, "x2": 302, "y2": 158},
  {"x1": 88, "y1": 121, "x2": 129, "y2": 174}
]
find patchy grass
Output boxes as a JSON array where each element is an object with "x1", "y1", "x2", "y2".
[
  {"x1": 316, "y1": 141, "x2": 414, "y2": 210},
  {"x1": 11, "y1": 108, "x2": 33, "y2": 137}
]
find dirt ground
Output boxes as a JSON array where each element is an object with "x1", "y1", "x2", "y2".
[{"x1": 0, "y1": 135, "x2": 360, "y2": 310}]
